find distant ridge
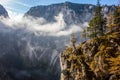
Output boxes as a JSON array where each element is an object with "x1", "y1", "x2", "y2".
[{"x1": 25, "y1": 2, "x2": 115, "y2": 25}]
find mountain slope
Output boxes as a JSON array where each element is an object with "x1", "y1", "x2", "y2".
[
  {"x1": 60, "y1": 31, "x2": 120, "y2": 80},
  {"x1": 0, "y1": 28, "x2": 62, "y2": 80},
  {"x1": 0, "y1": 4, "x2": 8, "y2": 17},
  {"x1": 25, "y1": 2, "x2": 115, "y2": 25}
]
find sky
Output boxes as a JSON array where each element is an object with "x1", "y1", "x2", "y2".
[{"x1": 0, "y1": 0, "x2": 119, "y2": 17}]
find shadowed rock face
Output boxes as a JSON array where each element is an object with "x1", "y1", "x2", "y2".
[
  {"x1": 0, "y1": 28, "x2": 63, "y2": 80},
  {"x1": 25, "y1": 2, "x2": 115, "y2": 25},
  {"x1": 0, "y1": 4, "x2": 8, "y2": 17},
  {"x1": 24, "y1": 2, "x2": 93, "y2": 25}
]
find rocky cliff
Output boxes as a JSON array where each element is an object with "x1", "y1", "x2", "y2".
[
  {"x1": 25, "y1": 2, "x2": 115, "y2": 25},
  {"x1": 60, "y1": 31, "x2": 120, "y2": 80},
  {"x1": 0, "y1": 4, "x2": 8, "y2": 17}
]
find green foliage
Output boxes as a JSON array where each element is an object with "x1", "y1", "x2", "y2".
[
  {"x1": 87, "y1": 4, "x2": 107, "y2": 38},
  {"x1": 114, "y1": 6, "x2": 120, "y2": 26},
  {"x1": 106, "y1": 6, "x2": 120, "y2": 33}
]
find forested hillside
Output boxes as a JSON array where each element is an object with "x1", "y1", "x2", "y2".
[{"x1": 60, "y1": 1, "x2": 120, "y2": 80}]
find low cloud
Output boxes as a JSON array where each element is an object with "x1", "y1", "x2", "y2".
[
  {"x1": 0, "y1": 13, "x2": 85, "y2": 36},
  {"x1": 0, "y1": 12, "x2": 88, "y2": 70}
]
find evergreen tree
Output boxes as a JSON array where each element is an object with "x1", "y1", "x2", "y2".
[
  {"x1": 87, "y1": 0, "x2": 107, "y2": 38},
  {"x1": 107, "y1": 1, "x2": 120, "y2": 32},
  {"x1": 107, "y1": 11, "x2": 114, "y2": 32},
  {"x1": 113, "y1": 6, "x2": 120, "y2": 31}
]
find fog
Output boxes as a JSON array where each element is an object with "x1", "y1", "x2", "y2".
[
  {"x1": 0, "y1": 13, "x2": 88, "y2": 80},
  {"x1": 0, "y1": 13, "x2": 84, "y2": 36}
]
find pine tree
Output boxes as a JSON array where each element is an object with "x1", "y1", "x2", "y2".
[
  {"x1": 107, "y1": 11, "x2": 114, "y2": 32},
  {"x1": 107, "y1": 0, "x2": 120, "y2": 32},
  {"x1": 87, "y1": 0, "x2": 107, "y2": 38},
  {"x1": 113, "y1": 6, "x2": 120, "y2": 31}
]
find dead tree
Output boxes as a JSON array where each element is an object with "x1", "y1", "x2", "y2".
[{"x1": 71, "y1": 33, "x2": 77, "y2": 53}]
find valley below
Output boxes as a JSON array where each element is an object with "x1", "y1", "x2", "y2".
[{"x1": 0, "y1": 1, "x2": 119, "y2": 80}]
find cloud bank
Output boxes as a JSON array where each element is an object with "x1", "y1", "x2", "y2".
[
  {"x1": 0, "y1": 13, "x2": 85, "y2": 36},
  {"x1": 0, "y1": 12, "x2": 89, "y2": 80}
]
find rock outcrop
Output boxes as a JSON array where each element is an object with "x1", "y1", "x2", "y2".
[
  {"x1": 60, "y1": 31, "x2": 120, "y2": 80},
  {"x1": 0, "y1": 4, "x2": 8, "y2": 17}
]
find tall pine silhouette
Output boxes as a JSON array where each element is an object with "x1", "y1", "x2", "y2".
[{"x1": 87, "y1": 0, "x2": 106, "y2": 38}]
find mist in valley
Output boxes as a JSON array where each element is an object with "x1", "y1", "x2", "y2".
[{"x1": 0, "y1": 13, "x2": 86, "y2": 80}]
